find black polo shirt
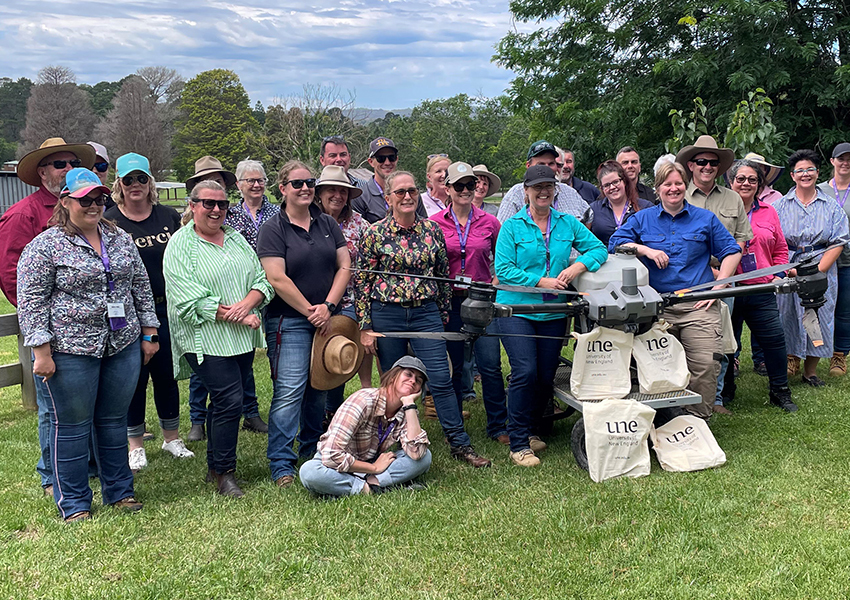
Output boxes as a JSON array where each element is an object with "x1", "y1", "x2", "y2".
[
  {"x1": 257, "y1": 203, "x2": 346, "y2": 319},
  {"x1": 636, "y1": 181, "x2": 659, "y2": 204}
]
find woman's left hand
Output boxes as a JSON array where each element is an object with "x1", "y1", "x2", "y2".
[
  {"x1": 307, "y1": 304, "x2": 331, "y2": 329},
  {"x1": 222, "y1": 297, "x2": 254, "y2": 323},
  {"x1": 141, "y1": 341, "x2": 159, "y2": 365},
  {"x1": 556, "y1": 263, "x2": 587, "y2": 286}
]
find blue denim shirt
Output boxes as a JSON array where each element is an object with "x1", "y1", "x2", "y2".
[
  {"x1": 495, "y1": 207, "x2": 607, "y2": 320},
  {"x1": 608, "y1": 201, "x2": 741, "y2": 293}
]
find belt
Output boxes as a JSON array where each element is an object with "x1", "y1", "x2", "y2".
[
  {"x1": 787, "y1": 244, "x2": 827, "y2": 254},
  {"x1": 398, "y1": 299, "x2": 425, "y2": 308}
]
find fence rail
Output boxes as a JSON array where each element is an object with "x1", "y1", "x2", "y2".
[{"x1": 0, "y1": 313, "x2": 36, "y2": 410}]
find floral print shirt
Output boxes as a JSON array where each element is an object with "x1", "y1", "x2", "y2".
[
  {"x1": 17, "y1": 224, "x2": 159, "y2": 357},
  {"x1": 224, "y1": 196, "x2": 281, "y2": 252},
  {"x1": 337, "y1": 211, "x2": 367, "y2": 309},
  {"x1": 355, "y1": 215, "x2": 451, "y2": 329}
]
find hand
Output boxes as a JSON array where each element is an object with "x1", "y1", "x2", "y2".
[
  {"x1": 400, "y1": 393, "x2": 421, "y2": 405},
  {"x1": 556, "y1": 263, "x2": 587, "y2": 286},
  {"x1": 788, "y1": 268, "x2": 797, "y2": 278},
  {"x1": 372, "y1": 451, "x2": 396, "y2": 474},
  {"x1": 307, "y1": 304, "x2": 331, "y2": 329},
  {"x1": 695, "y1": 284, "x2": 727, "y2": 310},
  {"x1": 643, "y1": 248, "x2": 669, "y2": 269},
  {"x1": 537, "y1": 277, "x2": 567, "y2": 290},
  {"x1": 241, "y1": 314, "x2": 261, "y2": 330},
  {"x1": 32, "y1": 353, "x2": 56, "y2": 382},
  {"x1": 361, "y1": 330, "x2": 377, "y2": 355},
  {"x1": 141, "y1": 341, "x2": 159, "y2": 365},
  {"x1": 222, "y1": 297, "x2": 254, "y2": 323}
]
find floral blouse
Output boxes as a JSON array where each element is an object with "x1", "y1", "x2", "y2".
[
  {"x1": 17, "y1": 224, "x2": 159, "y2": 357},
  {"x1": 338, "y1": 211, "x2": 367, "y2": 309},
  {"x1": 224, "y1": 196, "x2": 281, "y2": 251},
  {"x1": 354, "y1": 215, "x2": 451, "y2": 329}
]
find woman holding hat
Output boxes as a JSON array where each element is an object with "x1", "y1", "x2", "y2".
[
  {"x1": 105, "y1": 153, "x2": 194, "y2": 472},
  {"x1": 495, "y1": 165, "x2": 607, "y2": 467},
  {"x1": 299, "y1": 355, "x2": 431, "y2": 496},
  {"x1": 472, "y1": 164, "x2": 501, "y2": 216},
  {"x1": 431, "y1": 161, "x2": 508, "y2": 445},
  {"x1": 18, "y1": 168, "x2": 159, "y2": 521},
  {"x1": 421, "y1": 154, "x2": 452, "y2": 216}
]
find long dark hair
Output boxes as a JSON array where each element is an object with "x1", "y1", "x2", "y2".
[{"x1": 596, "y1": 160, "x2": 639, "y2": 212}]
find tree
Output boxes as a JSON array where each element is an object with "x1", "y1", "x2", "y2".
[
  {"x1": 172, "y1": 69, "x2": 257, "y2": 179},
  {"x1": 80, "y1": 79, "x2": 128, "y2": 118},
  {"x1": 0, "y1": 77, "x2": 33, "y2": 144},
  {"x1": 136, "y1": 66, "x2": 184, "y2": 105}
]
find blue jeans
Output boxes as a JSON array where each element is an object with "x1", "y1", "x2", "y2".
[
  {"x1": 266, "y1": 315, "x2": 327, "y2": 480},
  {"x1": 44, "y1": 340, "x2": 140, "y2": 518},
  {"x1": 371, "y1": 300, "x2": 472, "y2": 448},
  {"x1": 446, "y1": 296, "x2": 507, "y2": 439},
  {"x1": 499, "y1": 317, "x2": 567, "y2": 452},
  {"x1": 188, "y1": 368, "x2": 260, "y2": 424},
  {"x1": 300, "y1": 449, "x2": 432, "y2": 496},
  {"x1": 835, "y1": 266, "x2": 850, "y2": 355}
]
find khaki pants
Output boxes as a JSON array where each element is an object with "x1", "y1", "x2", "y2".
[{"x1": 662, "y1": 301, "x2": 723, "y2": 420}]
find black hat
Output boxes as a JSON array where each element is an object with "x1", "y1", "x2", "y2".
[
  {"x1": 527, "y1": 140, "x2": 558, "y2": 161},
  {"x1": 369, "y1": 137, "x2": 397, "y2": 158},
  {"x1": 523, "y1": 164, "x2": 558, "y2": 187},
  {"x1": 832, "y1": 142, "x2": 850, "y2": 159}
]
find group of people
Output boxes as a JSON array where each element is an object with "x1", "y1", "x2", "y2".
[{"x1": 2, "y1": 131, "x2": 848, "y2": 520}]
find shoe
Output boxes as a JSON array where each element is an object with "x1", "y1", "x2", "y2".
[
  {"x1": 754, "y1": 362, "x2": 768, "y2": 377},
  {"x1": 142, "y1": 425, "x2": 155, "y2": 442},
  {"x1": 162, "y1": 438, "x2": 195, "y2": 459},
  {"x1": 43, "y1": 484, "x2": 53, "y2": 497},
  {"x1": 769, "y1": 386, "x2": 798, "y2": 412},
  {"x1": 493, "y1": 434, "x2": 510, "y2": 446},
  {"x1": 528, "y1": 436, "x2": 548, "y2": 453},
  {"x1": 242, "y1": 416, "x2": 269, "y2": 434},
  {"x1": 829, "y1": 352, "x2": 846, "y2": 377},
  {"x1": 215, "y1": 472, "x2": 245, "y2": 498},
  {"x1": 187, "y1": 423, "x2": 206, "y2": 442},
  {"x1": 112, "y1": 496, "x2": 143, "y2": 512},
  {"x1": 787, "y1": 354, "x2": 800, "y2": 377},
  {"x1": 128, "y1": 447, "x2": 147, "y2": 472},
  {"x1": 423, "y1": 395, "x2": 438, "y2": 420},
  {"x1": 462, "y1": 393, "x2": 477, "y2": 402},
  {"x1": 712, "y1": 404, "x2": 733, "y2": 415},
  {"x1": 450, "y1": 445, "x2": 491, "y2": 468},
  {"x1": 510, "y1": 448, "x2": 541, "y2": 467},
  {"x1": 275, "y1": 475, "x2": 295, "y2": 488},
  {"x1": 64, "y1": 511, "x2": 91, "y2": 523},
  {"x1": 802, "y1": 374, "x2": 826, "y2": 387}
]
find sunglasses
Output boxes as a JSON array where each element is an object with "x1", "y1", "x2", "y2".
[
  {"x1": 122, "y1": 173, "x2": 150, "y2": 186},
  {"x1": 74, "y1": 194, "x2": 109, "y2": 207},
  {"x1": 391, "y1": 187, "x2": 419, "y2": 199},
  {"x1": 451, "y1": 181, "x2": 476, "y2": 192},
  {"x1": 691, "y1": 158, "x2": 720, "y2": 167},
  {"x1": 93, "y1": 162, "x2": 109, "y2": 173},
  {"x1": 40, "y1": 159, "x2": 82, "y2": 170},
  {"x1": 194, "y1": 198, "x2": 230, "y2": 211},
  {"x1": 734, "y1": 176, "x2": 759, "y2": 185},
  {"x1": 427, "y1": 153, "x2": 448, "y2": 160},
  {"x1": 374, "y1": 154, "x2": 398, "y2": 164},
  {"x1": 285, "y1": 178, "x2": 317, "y2": 189}
]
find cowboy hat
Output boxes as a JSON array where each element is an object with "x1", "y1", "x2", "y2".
[
  {"x1": 185, "y1": 156, "x2": 237, "y2": 191},
  {"x1": 310, "y1": 315, "x2": 365, "y2": 391},
  {"x1": 742, "y1": 152, "x2": 784, "y2": 186},
  {"x1": 316, "y1": 165, "x2": 363, "y2": 199},
  {"x1": 16, "y1": 137, "x2": 96, "y2": 187},
  {"x1": 472, "y1": 164, "x2": 501, "y2": 194},
  {"x1": 675, "y1": 135, "x2": 735, "y2": 176}
]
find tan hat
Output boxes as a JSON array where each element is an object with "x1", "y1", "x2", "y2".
[
  {"x1": 185, "y1": 156, "x2": 237, "y2": 191},
  {"x1": 675, "y1": 135, "x2": 735, "y2": 175},
  {"x1": 310, "y1": 316, "x2": 365, "y2": 391},
  {"x1": 444, "y1": 161, "x2": 476, "y2": 185},
  {"x1": 316, "y1": 165, "x2": 362, "y2": 199},
  {"x1": 16, "y1": 137, "x2": 96, "y2": 187},
  {"x1": 472, "y1": 164, "x2": 501, "y2": 194},
  {"x1": 742, "y1": 152, "x2": 784, "y2": 186}
]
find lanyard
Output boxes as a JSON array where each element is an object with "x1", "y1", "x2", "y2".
[
  {"x1": 375, "y1": 178, "x2": 387, "y2": 211},
  {"x1": 833, "y1": 179, "x2": 850, "y2": 208},
  {"x1": 80, "y1": 232, "x2": 114, "y2": 292},
  {"x1": 613, "y1": 203, "x2": 630, "y2": 229},
  {"x1": 744, "y1": 205, "x2": 757, "y2": 253},
  {"x1": 377, "y1": 419, "x2": 395, "y2": 447},
  {"x1": 449, "y1": 205, "x2": 472, "y2": 273},
  {"x1": 244, "y1": 201, "x2": 263, "y2": 230},
  {"x1": 528, "y1": 208, "x2": 553, "y2": 274}
]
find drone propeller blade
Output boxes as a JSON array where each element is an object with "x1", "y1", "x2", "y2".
[
  {"x1": 802, "y1": 309, "x2": 824, "y2": 347},
  {"x1": 346, "y1": 268, "x2": 465, "y2": 286},
  {"x1": 492, "y1": 282, "x2": 585, "y2": 296},
  {"x1": 366, "y1": 331, "x2": 472, "y2": 342},
  {"x1": 492, "y1": 332, "x2": 571, "y2": 341}
]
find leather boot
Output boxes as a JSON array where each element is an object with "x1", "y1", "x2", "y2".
[
  {"x1": 423, "y1": 395, "x2": 438, "y2": 420},
  {"x1": 242, "y1": 416, "x2": 269, "y2": 434},
  {"x1": 215, "y1": 471, "x2": 245, "y2": 498},
  {"x1": 829, "y1": 352, "x2": 847, "y2": 377}
]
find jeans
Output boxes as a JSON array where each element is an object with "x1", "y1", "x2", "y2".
[
  {"x1": 370, "y1": 300, "x2": 472, "y2": 448},
  {"x1": 835, "y1": 266, "x2": 850, "y2": 355},
  {"x1": 188, "y1": 368, "x2": 259, "y2": 424},
  {"x1": 299, "y1": 449, "x2": 432, "y2": 496},
  {"x1": 266, "y1": 315, "x2": 328, "y2": 480},
  {"x1": 499, "y1": 317, "x2": 567, "y2": 452},
  {"x1": 461, "y1": 356, "x2": 476, "y2": 399},
  {"x1": 44, "y1": 340, "x2": 140, "y2": 518},
  {"x1": 446, "y1": 296, "x2": 508, "y2": 439},
  {"x1": 751, "y1": 338, "x2": 764, "y2": 366},
  {"x1": 185, "y1": 352, "x2": 254, "y2": 473}
]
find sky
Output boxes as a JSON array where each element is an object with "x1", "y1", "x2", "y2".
[{"x1": 0, "y1": 0, "x2": 525, "y2": 110}]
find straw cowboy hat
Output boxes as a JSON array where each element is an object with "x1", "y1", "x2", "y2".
[
  {"x1": 185, "y1": 156, "x2": 237, "y2": 192},
  {"x1": 316, "y1": 165, "x2": 362, "y2": 199},
  {"x1": 310, "y1": 315, "x2": 365, "y2": 390},
  {"x1": 675, "y1": 135, "x2": 735, "y2": 176},
  {"x1": 16, "y1": 137, "x2": 96, "y2": 187},
  {"x1": 472, "y1": 164, "x2": 501, "y2": 193},
  {"x1": 743, "y1": 152, "x2": 784, "y2": 186}
]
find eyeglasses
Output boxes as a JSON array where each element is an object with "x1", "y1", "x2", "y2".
[
  {"x1": 239, "y1": 178, "x2": 267, "y2": 186},
  {"x1": 427, "y1": 153, "x2": 448, "y2": 160},
  {"x1": 194, "y1": 198, "x2": 230, "y2": 211},
  {"x1": 74, "y1": 194, "x2": 109, "y2": 207},
  {"x1": 374, "y1": 154, "x2": 398, "y2": 164},
  {"x1": 93, "y1": 162, "x2": 109, "y2": 173},
  {"x1": 391, "y1": 187, "x2": 419, "y2": 199},
  {"x1": 451, "y1": 181, "x2": 476, "y2": 192},
  {"x1": 285, "y1": 178, "x2": 317, "y2": 189},
  {"x1": 734, "y1": 176, "x2": 759, "y2": 185},
  {"x1": 791, "y1": 167, "x2": 818, "y2": 175},
  {"x1": 122, "y1": 174, "x2": 149, "y2": 186},
  {"x1": 691, "y1": 158, "x2": 720, "y2": 167},
  {"x1": 39, "y1": 159, "x2": 82, "y2": 170},
  {"x1": 601, "y1": 178, "x2": 623, "y2": 191},
  {"x1": 531, "y1": 183, "x2": 555, "y2": 191}
]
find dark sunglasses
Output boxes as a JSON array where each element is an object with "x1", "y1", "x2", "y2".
[
  {"x1": 93, "y1": 162, "x2": 109, "y2": 173},
  {"x1": 122, "y1": 173, "x2": 150, "y2": 186},
  {"x1": 285, "y1": 178, "x2": 317, "y2": 189},
  {"x1": 391, "y1": 187, "x2": 419, "y2": 199},
  {"x1": 374, "y1": 154, "x2": 398, "y2": 164},
  {"x1": 194, "y1": 198, "x2": 230, "y2": 211},
  {"x1": 452, "y1": 181, "x2": 476, "y2": 192},
  {"x1": 40, "y1": 159, "x2": 82, "y2": 170},
  {"x1": 75, "y1": 194, "x2": 109, "y2": 207},
  {"x1": 692, "y1": 158, "x2": 720, "y2": 167}
]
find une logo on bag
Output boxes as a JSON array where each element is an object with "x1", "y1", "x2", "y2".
[
  {"x1": 665, "y1": 425, "x2": 695, "y2": 444},
  {"x1": 587, "y1": 340, "x2": 614, "y2": 352},
  {"x1": 645, "y1": 337, "x2": 669, "y2": 351},
  {"x1": 606, "y1": 420, "x2": 638, "y2": 434}
]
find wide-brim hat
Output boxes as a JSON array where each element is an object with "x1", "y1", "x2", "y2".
[
  {"x1": 675, "y1": 135, "x2": 735, "y2": 175},
  {"x1": 310, "y1": 315, "x2": 365, "y2": 391},
  {"x1": 316, "y1": 165, "x2": 362, "y2": 199},
  {"x1": 742, "y1": 152, "x2": 783, "y2": 186},
  {"x1": 185, "y1": 156, "x2": 237, "y2": 192},
  {"x1": 472, "y1": 164, "x2": 501, "y2": 194},
  {"x1": 16, "y1": 137, "x2": 96, "y2": 187}
]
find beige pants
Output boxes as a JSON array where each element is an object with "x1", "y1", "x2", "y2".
[{"x1": 661, "y1": 301, "x2": 723, "y2": 420}]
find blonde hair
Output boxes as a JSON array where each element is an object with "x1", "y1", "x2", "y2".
[
  {"x1": 181, "y1": 180, "x2": 226, "y2": 225},
  {"x1": 111, "y1": 173, "x2": 159, "y2": 206},
  {"x1": 654, "y1": 161, "x2": 689, "y2": 190}
]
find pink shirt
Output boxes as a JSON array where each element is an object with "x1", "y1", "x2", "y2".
[
  {"x1": 430, "y1": 205, "x2": 500, "y2": 285},
  {"x1": 758, "y1": 185, "x2": 783, "y2": 205},
  {"x1": 737, "y1": 199, "x2": 788, "y2": 285}
]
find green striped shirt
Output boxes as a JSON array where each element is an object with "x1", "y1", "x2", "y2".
[{"x1": 163, "y1": 221, "x2": 274, "y2": 379}]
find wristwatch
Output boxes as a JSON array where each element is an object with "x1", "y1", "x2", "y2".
[
  {"x1": 324, "y1": 301, "x2": 337, "y2": 313},
  {"x1": 142, "y1": 334, "x2": 159, "y2": 343}
]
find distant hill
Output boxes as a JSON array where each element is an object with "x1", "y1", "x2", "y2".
[{"x1": 350, "y1": 108, "x2": 413, "y2": 123}]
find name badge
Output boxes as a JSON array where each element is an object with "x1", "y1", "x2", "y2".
[
  {"x1": 741, "y1": 253, "x2": 758, "y2": 273},
  {"x1": 107, "y1": 302, "x2": 126, "y2": 318}
]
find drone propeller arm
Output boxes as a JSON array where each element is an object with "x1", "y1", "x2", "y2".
[
  {"x1": 495, "y1": 301, "x2": 587, "y2": 317},
  {"x1": 664, "y1": 278, "x2": 796, "y2": 306}
]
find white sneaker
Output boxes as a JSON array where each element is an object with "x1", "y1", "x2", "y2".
[
  {"x1": 128, "y1": 447, "x2": 148, "y2": 472},
  {"x1": 162, "y1": 438, "x2": 195, "y2": 459}
]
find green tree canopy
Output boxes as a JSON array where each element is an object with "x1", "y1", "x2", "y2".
[{"x1": 0, "y1": 77, "x2": 33, "y2": 144}]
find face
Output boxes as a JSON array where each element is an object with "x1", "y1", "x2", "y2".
[
  {"x1": 474, "y1": 175, "x2": 490, "y2": 202},
  {"x1": 526, "y1": 181, "x2": 555, "y2": 211},
  {"x1": 529, "y1": 152, "x2": 558, "y2": 173},
  {"x1": 120, "y1": 170, "x2": 152, "y2": 204},
  {"x1": 393, "y1": 368, "x2": 424, "y2": 398},
  {"x1": 318, "y1": 185, "x2": 348, "y2": 216},
  {"x1": 688, "y1": 152, "x2": 719, "y2": 188},
  {"x1": 447, "y1": 176, "x2": 476, "y2": 207},
  {"x1": 64, "y1": 191, "x2": 104, "y2": 230},
  {"x1": 279, "y1": 167, "x2": 315, "y2": 208},
  {"x1": 38, "y1": 151, "x2": 78, "y2": 195},
  {"x1": 190, "y1": 189, "x2": 228, "y2": 235},
  {"x1": 600, "y1": 171, "x2": 625, "y2": 203},
  {"x1": 387, "y1": 174, "x2": 419, "y2": 218},
  {"x1": 618, "y1": 151, "x2": 641, "y2": 181},
  {"x1": 730, "y1": 165, "x2": 760, "y2": 203},
  {"x1": 368, "y1": 149, "x2": 398, "y2": 178},
  {"x1": 236, "y1": 170, "x2": 266, "y2": 203},
  {"x1": 561, "y1": 152, "x2": 574, "y2": 180},
  {"x1": 831, "y1": 153, "x2": 850, "y2": 179},
  {"x1": 426, "y1": 159, "x2": 450, "y2": 193},
  {"x1": 92, "y1": 157, "x2": 109, "y2": 185},
  {"x1": 658, "y1": 170, "x2": 687, "y2": 212},
  {"x1": 320, "y1": 142, "x2": 351, "y2": 171},
  {"x1": 790, "y1": 160, "x2": 818, "y2": 190}
]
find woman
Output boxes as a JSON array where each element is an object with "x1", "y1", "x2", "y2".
[
  {"x1": 495, "y1": 165, "x2": 608, "y2": 467},
  {"x1": 472, "y1": 164, "x2": 501, "y2": 216},
  {"x1": 226, "y1": 159, "x2": 281, "y2": 250},
  {"x1": 421, "y1": 154, "x2": 451, "y2": 216},
  {"x1": 609, "y1": 162, "x2": 742, "y2": 421},
  {"x1": 431, "y1": 162, "x2": 508, "y2": 445},
  {"x1": 720, "y1": 159, "x2": 795, "y2": 411},
  {"x1": 355, "y1": 170, "x2": 491, "y2": 468},
  {"x1": 257, "y1": 161, "x2": 350, "y2": 488},
  {"x1": 104, "y1": 153, "x2": 193, "y2": 472},
  {"x1": 589, "y1": 160, "x2": 653, "y2": 246},
  {"x1": 299, "y1": 356, "x2": 431, "y2": 496},
  {"x1": 774, "y1": 149, "x2": 849, "y2": 386},
  {"x1": 18, "y1": 168, "x2": 159, "y2": 522},
  {"x1": 163, "y1": 181, "x2": 273, "y2": 498}
]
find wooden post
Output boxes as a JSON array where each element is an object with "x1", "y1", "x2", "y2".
[
  {"x1": 0, "y1": 313, "x2": 36, "y2": 410},
  {"x1": 18, "y1": 333, "x2": 36, "y2": 410}
]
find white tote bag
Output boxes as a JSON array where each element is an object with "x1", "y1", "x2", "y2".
[
  {"x1": 632, "y1": 320, "x2": 691, "y2": 394},
  {"x1": 649, "y1": 415, "x2": 726, "y2": 472},
  {"x1": 570, "y1": 327, "x2": 634, "y2": 400},
  {"x1": 583, "y1": 398, "x2": 656, "y2": 482},
  {"x1": 720, "y1": 301, "x2": 738, "y2": 355}
]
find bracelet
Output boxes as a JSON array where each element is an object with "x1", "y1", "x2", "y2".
[{"x1": 402, "y1": 404, "x2": 418, "y2": 412}]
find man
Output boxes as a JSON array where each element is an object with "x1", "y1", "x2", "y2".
[
  {"x1": 319, "y1": 135, "x2": 363, "y2": 187},
  {"x1": 0, "y1": 137, "x2": 95, "y2": 497},
  {"x1": 617, "y1": 146, "x2": 658, "y2": 203},
  {"x1": 351, "y1": 137, "x2": 425, "y2": 223},
  {"x1": 559, "y1": 148, "x2": 600, "y2": 205},
  {"x1": 496, "y1": 140, "x2": 593, "y2": 225}
]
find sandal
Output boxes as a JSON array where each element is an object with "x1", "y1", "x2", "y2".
[{"x1": 802, "y1": 374, "x2": 826, "y2": 387}]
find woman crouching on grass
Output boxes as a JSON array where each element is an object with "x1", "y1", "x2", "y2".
[{"x1": 299, "y1": 356, "x2": 431, "y2": 496}]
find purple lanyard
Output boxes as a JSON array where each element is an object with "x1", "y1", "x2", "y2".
[
  {"x1": 833, "y1": 179, "x2": 850, "y2": 208},
  {"x1": 80, "y1": 233, "x2": 114, "y2": 292},
  {"x1": 377, "y1": 419, "x2": 395, "y2": 447},
  {"x1": 528, "y1": 208, "x2": 553, "y2": 274},
  {"x1": 613, "y1": 203, "x2": 629, "y2": 229},
  {"x1": 244, "y1": 202, "x2": 263, "y2": 230},
  {"x1": 449, "y1": 205, "x2": 472, "y2": 273}
]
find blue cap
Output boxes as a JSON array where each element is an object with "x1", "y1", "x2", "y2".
[
  {"x1": 62, "y1": 168, "x2": 111, "y2": 198},
  {"x1": 115, "y1": 152, "x2": 152, "y2": 178}
]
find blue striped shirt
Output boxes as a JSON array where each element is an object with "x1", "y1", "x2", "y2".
[{"x1": 773, "y1": 187, "x2": 849, "y2": 262}]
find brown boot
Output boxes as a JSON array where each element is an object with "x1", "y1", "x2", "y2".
[
  {"x1": 786, "y1": 354, "x2": 801, "y2": 377},
  {"x1": 423, "y1": 395, "x2": 438, "y2": 420},
  {"x1": 215, "y1": 471, "x2": 245, "y2": 498},
  {"x1": 829, "y1": 352, "x2": 846, "y2": 377}
]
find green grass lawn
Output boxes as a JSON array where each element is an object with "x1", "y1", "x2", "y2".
[{"x1": 1, "y1": 295, "x2": 849, "y2": 599}]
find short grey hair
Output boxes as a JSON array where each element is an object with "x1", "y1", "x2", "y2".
[{"x1": 235, "y1": 159, "x2": 266, "y2": 181}]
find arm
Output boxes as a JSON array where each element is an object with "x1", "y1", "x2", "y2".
[
  {"x1": 818, "y1": 246, "x2": 844, "y2": 273},
  {"x1": 126, "y1": 236, "x2": 159, "y2": 330},
  {"x1": 494, "y1": 221, "x2": 544, "y2": 287},
  {"x1": 496, "y1": 186, "x2": 521, "y2": 223},
  {"x1": 221, "y1": 240, "x2": 274, "y2": 323},
  {"x1": 397, "y1": 397, "x2": 429, "y2": 460},
  {"x1": 162, "y1": 233, "x2": 221, "y2": 325},
  {"x1": 308, "y1": 247, "x2": 351, "y2": 333},
  {"x1": 260, "y1": 256, "x2": 313, "y2": 318},
  {"x1": 0, "y1": 212, "x2": 36, "y2": 307}
]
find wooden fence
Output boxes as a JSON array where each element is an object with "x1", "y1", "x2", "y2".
[{"x1": 0, "y1": 313, "x2": 36, "y2": 410}]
